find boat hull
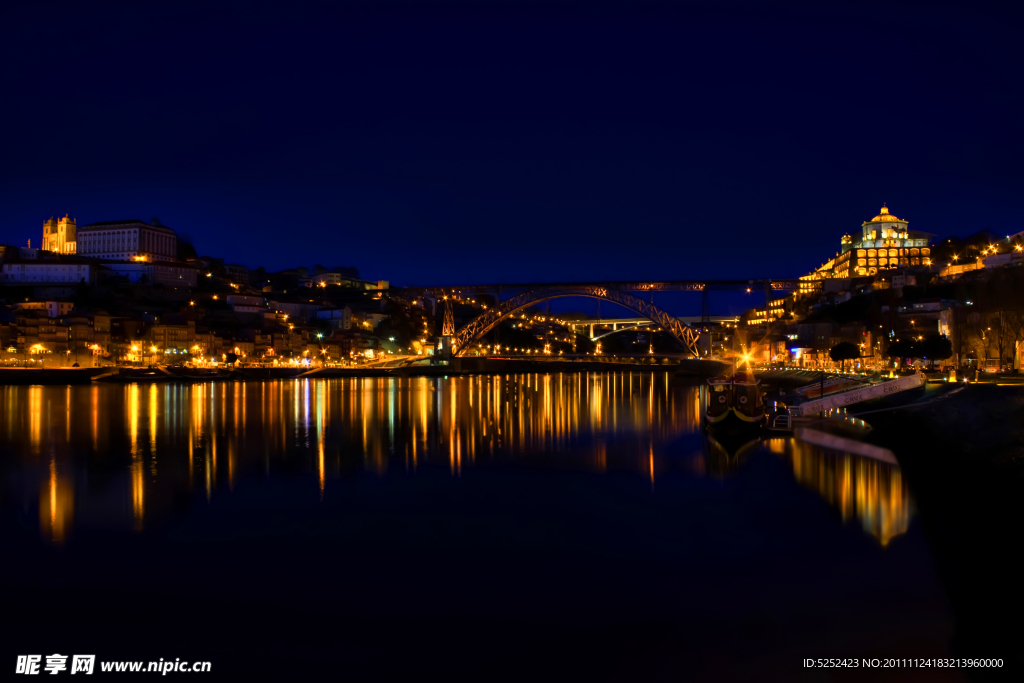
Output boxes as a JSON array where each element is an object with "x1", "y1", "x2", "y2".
[{"x1": 705, "y1": 407, "x2": 764, "y2": 435}]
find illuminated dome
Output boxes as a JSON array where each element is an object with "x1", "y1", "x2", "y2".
[{"x1": 867, "y1": 204, "x2": 903, "y2": 222}]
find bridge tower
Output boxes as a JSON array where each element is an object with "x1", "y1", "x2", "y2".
[
  {"x1": 698, "y1": 287, "x2": 711, "y2": 356},
  {"x1": 441, "y1": 297, "x2": 455, "y2": 359}
]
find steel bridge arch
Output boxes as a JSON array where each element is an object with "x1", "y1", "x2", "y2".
[{"x1": 451, "y1": 285, "x2": 701, "y2": 357}]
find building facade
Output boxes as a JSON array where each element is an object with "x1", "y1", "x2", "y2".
[
  {"x1": 804, "y1": 205, "x2": 935, "y2": 286},
  {"x1": 837, "y1": 205, "x2": 934, "y2": 277},
  {"x1": 225, "y1": 264, "x2": 250, "y2": 285},
  {"x1": 76, "y1": 218, "x2": 178, "y2": 262},
  {"x1": 1, "y1": 261, "x2": 94, "y2": 284},
  {"x1": 41, "y1": 215, "x2": 77, "y2": 254},
  {"x1": 16, "y1": 301, "x2": 75, "y2": 318},
  {"x1": 99, "y1": 262, "x2": 199, "y2": 287}
]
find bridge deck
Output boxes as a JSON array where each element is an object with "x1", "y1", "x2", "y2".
[
  {"x1": 405, "y1": 278, "x2": 812, "y2": 293},
  {"x1": 570, "y1": 316, "x2": 738, "y2": 325}
]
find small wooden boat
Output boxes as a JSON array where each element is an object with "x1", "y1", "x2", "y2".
[{"x1": 705, "y1": 368, "x2": 765, "y2": 434}]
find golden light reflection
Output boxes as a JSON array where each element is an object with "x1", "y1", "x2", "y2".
[
  {"x1": 39, "y1": 457, "x2": 73, "y2": 544},
  {"x1": 91, "y1": 384, "x2": 99, "y2": 451},
  {"x1": 148, "y1": 384, "x2": 158, "y2": 475},
  {"x1": 127, "y1": 384, "x2": 145, "y2": 529},
  {"x1": 66, "y1": 386, "x2": 71, "y2": 443},
  {"x1": 649, "y1": 441, "x2": 655, "y2": 490},
  {"x1": 779, "y1": 438, "x2": 912, "y2": 546},
  {"x1": 128, "y1": 384, "x2": 139, "y2": 457},
  {"x1": 131, "y1": 454, "x2": 145, "y2": 531},
  {"x1": 317, "y1": 380, "x2": 325, "y2": 498},
  {"x1": 29, "y1": 386, "x2": 42, "y2": 454},
  {"x1": 7, "y1": 375, "x2": 912, "y2": 548}
]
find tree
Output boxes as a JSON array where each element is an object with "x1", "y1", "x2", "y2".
[
  {"x1": 920, "y1": 334, "x2": 953, "y2": 369},
  {"x1": 885, "y1": 338, "x2": 913, "y2": 366},
  {"x1": 574, "y1": 334, "x2": 595, "y2": 354},
  {"x1": 829, "y1": 341, "x2": 860, "y2": 371},
  {"x1": 177, "y1": 240, "x2": 198, "y2": 261},
  {"x1": 946, "y1": 303, "x2": 970, "y2": 367},
  {"x1": 885, "y1": 335, "x2": 952, "y2": 369},
  {"x1": 332, "y1": 266, "x2": 360, "y2": 279},
  {"x1": 1002, "y1": 309, "x2": 1024, "y2": 373}
]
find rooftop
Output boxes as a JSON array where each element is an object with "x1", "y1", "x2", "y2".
[
  {"x1": 81, "y1": 219, "x2": 175, "y2": 233},
  {"x1": 865, "y1": 204, "x2": 905, "y2": 223}
]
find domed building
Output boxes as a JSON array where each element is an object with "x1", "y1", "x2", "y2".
[{"x1": 805, "y1": 205, "x2": 935, "y2": 285}]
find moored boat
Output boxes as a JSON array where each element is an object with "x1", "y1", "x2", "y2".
[{"x1": 704, "y1": 368, "x2": 765, "y2": 434}]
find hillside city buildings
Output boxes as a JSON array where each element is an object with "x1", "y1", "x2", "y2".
[
  {"x1": 2, "y1": 205, "x2": 1023, "y2": 372},
  {"x1": 743, "y1": 205, "x2": 1024, "y2": 371}
]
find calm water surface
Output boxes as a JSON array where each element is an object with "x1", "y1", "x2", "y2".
[{"x1": 1, "y1": 373, "x2": 952, "y2": 679}]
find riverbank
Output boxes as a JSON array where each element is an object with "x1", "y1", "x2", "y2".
[
  {"x1": 0, "y1": 367, "x2": 108, "y2": 385},
  {"x1": 326, "y1": 357, "x2": 729, "y2": 378},
  {"x1": 0, "y1": 358, "x2": 730, "y2": 384}
]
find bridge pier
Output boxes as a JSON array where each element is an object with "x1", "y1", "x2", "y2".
[{"x1": 699, "y1": 330, "x2": 711, "y2": 356}]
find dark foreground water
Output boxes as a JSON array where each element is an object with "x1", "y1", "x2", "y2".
[{"x1": 1, "y1": 374, "x2": 958, "y2": 680}]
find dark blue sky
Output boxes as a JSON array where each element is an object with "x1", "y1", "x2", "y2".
[{"x1": 2, "y1": 0, "x2": 1022, "y2": 289}]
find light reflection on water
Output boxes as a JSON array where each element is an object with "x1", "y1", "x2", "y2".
[{"x1": 1, "y1": 374, "x2": 911, "y2": 547}]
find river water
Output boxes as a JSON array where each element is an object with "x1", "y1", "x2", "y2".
[{"x1": 0, "y1": 373, "x2": 955, "y2": 679}]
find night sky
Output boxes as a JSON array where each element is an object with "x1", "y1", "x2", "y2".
[{"x1": 3, "y1": 1, "x2": 1022, "y2": 294}]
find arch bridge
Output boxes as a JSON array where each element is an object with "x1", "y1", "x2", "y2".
[
  {"x1": 450, "y1": 285, "x2": 701, "y2": 357},
  {"x1": 415, "y1": 278, "x2": 811, "y2": 359}
]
